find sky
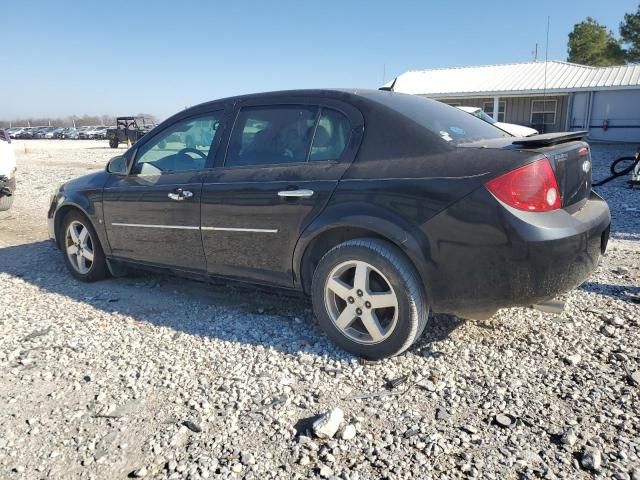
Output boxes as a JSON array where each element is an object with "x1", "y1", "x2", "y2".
[{"x1": 1, "y1": 0, "x2": 637, "y2": 120}]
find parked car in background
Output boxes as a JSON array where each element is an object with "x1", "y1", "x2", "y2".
[
  {"x1": 15, "y1": 127, "x2": 35, "y2": 139},
  {"x1": 62, "y1": 128, "x2": 80, "y2": 139},
  {"x1": 33, "y1": 126, "x2": 56, "y2": 139},
  {"x1": 53, "y1": 127, "x2": 67, "y2": 139},
  {"x1": 92, "y1": 126, "x2": 109, "y2": 139},
  {"x1": 44, "y1": 127, "x2": 65, "y2": 139},
  {"x1": 7, "y1": 128, "x2": 24, "y2": 138},
  {"x1": 77, "y1": 127, "x2": 92, "y2": 139},
  {"x1": 48, "y1": 89, "x2": 610, "y2": 359},
  {"x1": 0, "y1": 129, "x2": 16, "y2": 211},
  {"x1": 457, "y1": 106, "x2": 539, "y2": 137}
]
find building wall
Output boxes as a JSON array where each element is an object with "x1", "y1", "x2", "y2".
[
  {"x1": 435, "y1": 95, "x2": 569, "y2": 133},
  {"x1": 582, "y1": 90, "x2": 640, "y2": 143}
]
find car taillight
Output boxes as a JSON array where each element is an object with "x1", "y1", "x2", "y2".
[{"x1": 485, "y1": 158, "x2": 561, "y2": 212}]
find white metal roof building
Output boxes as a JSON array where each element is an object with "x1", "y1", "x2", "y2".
[{"x1": 386, "y1": 61, "x2": 640, "y2": 142}]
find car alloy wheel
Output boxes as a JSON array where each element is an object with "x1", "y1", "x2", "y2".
[
  {"x1": 65, "y1": 220, "x2": 95, "y2": 274},
  {"x1": 312, "y1": 239, "x2": 429, "y2": 359},
  {"x1": 324, "y1": 260, "x2": 399, "y2": 344}
]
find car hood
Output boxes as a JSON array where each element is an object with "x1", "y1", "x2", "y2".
[
  {"x1": 63, "y1": 169, "x2": 110, "y2": 191},
  {"x1": 494, "y1": 122, "x2": 538, "y2": 137}
]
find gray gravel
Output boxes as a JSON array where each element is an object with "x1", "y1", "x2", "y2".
[{"x1": 0, "y1": 140, "x2": 639, "y2": 479}]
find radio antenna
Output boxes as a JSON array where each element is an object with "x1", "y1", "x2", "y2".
[{"x1": 542, "y1": 16, "x2": 550, "y2": 133}]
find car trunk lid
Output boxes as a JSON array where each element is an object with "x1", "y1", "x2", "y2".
[
  {"x1": 539, "y1": 141, "x2": 592, "y2": 208},
  {"x1": 460, "y1": 131, "x2": 592, "y2": 209}
]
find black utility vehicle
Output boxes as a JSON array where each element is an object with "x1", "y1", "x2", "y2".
[
  {"x1": 107, "y1": 116, "x2": 155, "y2": 148},
  {"x1": 48, "y1": 90, "x2": 610, "y2": 359}
]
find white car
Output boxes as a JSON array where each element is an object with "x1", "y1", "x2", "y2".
[
  {"x1": 457, "y1": 106, "x2": 538, "y2": 137},
  {"x1": 0, "y1": 129, "x2": 16, "y2": 211}
]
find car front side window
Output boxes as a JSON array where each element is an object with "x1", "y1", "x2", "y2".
[{"x1": 131, "y1": 112, "x2": 223, "y2": 175}]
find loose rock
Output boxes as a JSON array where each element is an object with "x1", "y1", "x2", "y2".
[
  {"x1": 581, "y1": 447, "x2": 602, "y2": 471},
  {"x1": 340, "y1": 424, "x2": 357, "y2": 440},
  {"x1": 130, "y1": 466, "x2": 148, "y2": 478},
  {"x1": 312, "y1": 408, "x2": 344, "y2": 439},
  {"x1": 560, "y1": 428, "x2": 578, "y2": 446},
  {"x1": 318, "y1": 466, "x2": 333, "y2": 478},
  {"x1": 563, "y1": 354, "x2": 581, "y2": 366},
  {"x1": 494, "y1": 413, "x2": 514, "y2": 428},
  {"x1": 182, "y1": 420, "x2": 202, "y2": 433}
]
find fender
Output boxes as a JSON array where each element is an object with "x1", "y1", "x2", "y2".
[
  {"x1": 292, "y1": 200, "x2": 433, "y2": 300},
  {"x1": 49, "y1": 172, "x2": 110, "y2": 254}
]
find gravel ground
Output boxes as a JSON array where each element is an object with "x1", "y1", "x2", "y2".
[{"x1": 0, "y1": 140, "x2": 638, "y2": 480}]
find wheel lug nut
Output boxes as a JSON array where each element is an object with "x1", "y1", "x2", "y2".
[
  {"x1": 357, "y1": 290, "x2": 363, "y2": 297},
  {"x1": 356, "y1": 308, "x2": 362, "y2": 315},
  {"x1": 365, "y1": 301, "x2": 371, "y2": 308},
  {"x1": 348, "y1": 296, "x2": 355, "y2": 303}
]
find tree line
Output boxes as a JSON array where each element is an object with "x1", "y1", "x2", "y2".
[
  {"x1": 568, "y1": 4, "x2": 640, "y2": 66},
  {"x1": 0, "y1": 113, "x2": 158, "y2": 129}
]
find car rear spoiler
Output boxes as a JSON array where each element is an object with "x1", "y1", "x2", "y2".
[{"x1": 512, "y1": 131, "x2": 588, "y2": 147}]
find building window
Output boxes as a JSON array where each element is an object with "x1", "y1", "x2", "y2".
[
  {"x1": 483, "y1": 101, "x2": 506, "y2": 122},
  {"x1": 531, "y1": 99, "x2": 557, "y2": 125}
]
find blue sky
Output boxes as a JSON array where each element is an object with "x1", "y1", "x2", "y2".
[{"x1": 1, "y1": 0, "x2": 637, "y2": 119}]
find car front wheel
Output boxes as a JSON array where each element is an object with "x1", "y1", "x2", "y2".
[
  {"x1": 61, "y1": 211, "x2": 110, "y2": 282},
  {"x1": 312, "y1": 239, "x2": 429, "y2": 360}
]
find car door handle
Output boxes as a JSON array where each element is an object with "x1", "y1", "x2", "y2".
[
  {"x1": 277, "y1": 189, "x2": 314, "y2": 198},
  {"x1": 168, "y1": 189, "x2": 193, "y2": 201}
]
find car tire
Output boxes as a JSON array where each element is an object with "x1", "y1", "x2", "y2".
[
  {"x1": 109, "y1": 139, "x2": 118, "y2": 148},
  {"x1": 0, "y1": 195, "x2": 13, "y2": 211},
  {"x1": 61, "y1": 211, "x2": 110, "y2": 282},
  {"x1": 311, "y1": 238, "x2": 429, "y2": 360}
]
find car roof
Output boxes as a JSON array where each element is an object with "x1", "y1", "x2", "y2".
[{"x1": 180, "y1": 88, "x2": 438, "y2": 119}]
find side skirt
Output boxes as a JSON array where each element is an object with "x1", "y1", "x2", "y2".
[{"x1": 105, "y1": 256, "x2": 308, "y2": 298}]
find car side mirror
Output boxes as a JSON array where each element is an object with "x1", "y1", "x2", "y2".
[{"x1": 106, "y1": 155, "x2": 128, "y2": 175}]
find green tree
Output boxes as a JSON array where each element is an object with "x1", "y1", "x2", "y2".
[
  {"x1": 567, "y1": 17, "x2": 626, "y2": 66},
  {"x1": 620, "y1": 4, "x2": 640, "y2": 62}
]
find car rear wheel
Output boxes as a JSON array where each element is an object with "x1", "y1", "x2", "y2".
[
  {"x1": 61, "y1": 211, "x2": 110, "y2": 282},
  {"x1": 311, "y1": 239, "x2": 429, "y2": 359}
]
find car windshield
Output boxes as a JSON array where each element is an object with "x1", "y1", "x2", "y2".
[{"x1": 368, "y1": 92, "x2": 511, "y2": 145}]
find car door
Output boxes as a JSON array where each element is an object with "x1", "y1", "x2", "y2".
[
  {"x1": 201, "y1": 98, "x2": 364, "y2": 287},
  {"x1": 102, "y1": 109, "x2": 226, "y2": 271}
]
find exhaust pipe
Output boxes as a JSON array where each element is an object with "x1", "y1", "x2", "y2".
[{"x1": 531, "y1": 300, "x2": 565, "y2": 315}]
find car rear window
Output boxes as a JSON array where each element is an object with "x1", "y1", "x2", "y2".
[{"x1": 368, "y1": 92, "x2": 511, "y2": 146}]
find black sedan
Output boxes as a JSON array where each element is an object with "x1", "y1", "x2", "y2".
[{"x1": 48, "y1": 90, "x2": 610, "y2": 359}]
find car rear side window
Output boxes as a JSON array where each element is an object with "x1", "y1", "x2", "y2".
[
  {"x1": 368, "y1": 92, "x2": 511, "y2": 146},
  {"x1": 225, "y1": 105, "x2": 318, "y2": 167},
  {"x1": 309, "y1": 109, "x2": 351, "y2": 162},
  {"x1": 131, "y1": 112, "x2": 223, "y2": 175}
]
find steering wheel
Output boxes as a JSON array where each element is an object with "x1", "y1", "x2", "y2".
[{"x1": 177, "y1": 148, "x2": 207, "y2": 159}]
